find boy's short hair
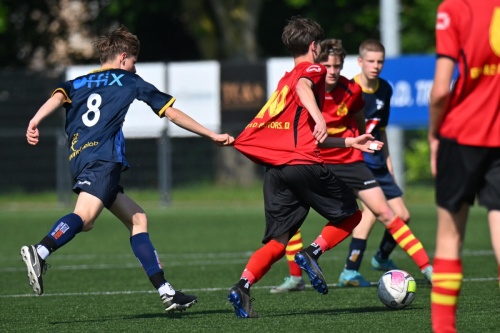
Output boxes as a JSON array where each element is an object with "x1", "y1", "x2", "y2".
[
  {"x1": 94, "y1": 26, "x2": 140, "y2": 64},
  {"x1": 358, "y1": 39, "x2": 385, "y2": 58},
  {"x1": 318, "y1": 39, "x2": 346, "y2": 63},
  {"x1": 282, "y1": 16, "x2": 324, "y2": 57}
]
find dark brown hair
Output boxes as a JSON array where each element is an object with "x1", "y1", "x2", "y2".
[
  {"x1": 318, "y1": 38, "x2": 347, "y2": 63},
  {"x1": 281, "y1": 16, "x2": 324, "y2": 57},
  {"x1": 93, "y1": 26, "x2": 140, "y2": 64}
]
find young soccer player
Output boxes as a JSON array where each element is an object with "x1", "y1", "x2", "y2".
[
  {"x1": 227, "y1": 17, "x2": 384, "y2": 318},
  {"x1": 337, "y1": 39, "x2": 432, "y2": 285},
  {"x1": 270, "y1": 39, "x2": 433, "y2": 293},
  {"x1": 429, "y1": 1, "x2": 500, "y2": 332},
  {"x1": 21, "y1": 26, "x2": 234, "y2": 313}
]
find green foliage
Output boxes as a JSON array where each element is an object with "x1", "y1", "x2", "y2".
[
  {"x1": 284, "y1": 0, "x2": 311, "y2": 8},
  {"x1": 400, "y1": 0, "x2": 440, "y2": 53},
  {"x1": 404, "y1": 130, "x2": 433, "y2": 185},
  {"x1": 0, "y1": 4, "x2": 8, "y2": 33},
  {"x1": 0, "y1": 0, "x2": 441, "y2": 67}
]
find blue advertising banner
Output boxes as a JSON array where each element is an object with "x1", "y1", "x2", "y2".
[{"x1": 382, "y1": 55, "x2": 435, "y2": 129}]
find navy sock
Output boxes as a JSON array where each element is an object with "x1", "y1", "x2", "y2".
[
  {"x1": 344, "y1": 238, "x2": 367, "y2": 271},
  {"x1": 40, "y1": 213, "x2": 83, "y2": 252},
  {"x1": 130, "y1": 233, "x2": 165, "y2": 287},
  {"x1": 377, "y1": 229, "x2": 398, "y2": 260}
]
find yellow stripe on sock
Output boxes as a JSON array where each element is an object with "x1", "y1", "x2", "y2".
[
  {"x1": 433, "y1": 280, "x2": 462, "y2": 290},
  {"x1": 286, "y1": 243, "x2": 303, "y2": 252},
  {"x1": 392, "y1": 224, "x2": 409, "y2": 240},
  {"x1": 431, "y1": 292, "x2": 458, "y2": 306},
  {"x1": 286, "y1": 254, "x2": 296, "y2": 261},
  {"x1": 399, "y1": 234, "x2": 416, "y2": 248},
  {"x1": 407, "y1": 242, "x2": 423, "y2": 256},
  {"x1": 433, "y1": 273, "x2": 463, "y2": 281},
  {"x1": 289, "y1": 233, "x2": 302, "y2": 242}
]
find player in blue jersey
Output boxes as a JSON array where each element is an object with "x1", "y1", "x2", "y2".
[
  {"x1": 337, "y1": 39, "x2": 433, "y2": 286},
  {"x1": 21, "y1": 26, "x2": 234, "y2": 313}
]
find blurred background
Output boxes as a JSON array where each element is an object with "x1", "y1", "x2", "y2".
[{"x1": 0, "y1": 0, "x2": 438, "y2": 204}]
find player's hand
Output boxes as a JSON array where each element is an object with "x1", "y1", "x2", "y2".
[
  {"x1": 26, "y1": 121, "x2": 40, "y2": 145},
  {"x1": 348, "y1": 133, "x2": 384, "y2": 153},
  {"x1": 213, "y1": 133, "x2": 235, "y2": 146},
  {"x1": 313, "y1": 122, "x2": 328, "y2": 144}
]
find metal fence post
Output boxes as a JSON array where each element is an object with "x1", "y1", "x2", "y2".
[
  {"x1": 158, "y1": 128, "x2": 172, "y2": 206},
  {"x1": 386, "y1": 125, "x2": 405, "y2": 192},
  {"x1": 56, "y1": 130, "x2": 71, "y2": 207}
]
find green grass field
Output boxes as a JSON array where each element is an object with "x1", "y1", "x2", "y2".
[{"x1": 1, "y1": 185, "x2": 498, "y2": 332}]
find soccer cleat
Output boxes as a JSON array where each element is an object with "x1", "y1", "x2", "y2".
[
  {"x1": 421, "y1": 265, "x2": 433, "y2": 284},
  {"x1": 20, "y1": 245, "x2": 48, "y2": 296},
  {"x1": 161, "y1": 291, "x2": 197, "y2": 313},
  {"x1": 371, "y1": 255, "x2": 398, "y2": 272},
  {"x1": 338, "y1": 269, "x2": 371, "y2": 287},
  {"x1": 270, "y1": 276, "x2": 306, "y2": 294},
  {"x1": 227, "y1": 285, "x2": 258, "y2": 318},
  {"x1": 294, "y1": 251, "x2": 328, "y2": 295}
]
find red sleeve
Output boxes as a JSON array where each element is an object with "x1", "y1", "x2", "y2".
[
  {"x1": 299, "y1": 64, "x2": 325, "y2": 85},
  {"x1": 436, "y1": 0, "x2": 468, "y2": 60},
  {"x1": 296, "y1": 63, "x2": 326, "y2": 110}
]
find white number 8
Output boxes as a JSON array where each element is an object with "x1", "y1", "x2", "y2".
[{"x1": 82, "y1": 93, "x2": 102, "y2": 127}]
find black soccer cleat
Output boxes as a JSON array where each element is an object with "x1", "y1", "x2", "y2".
[
  {"x1": 227, "y1": 284, "x2": 258, "y2": 318},
  {"x1": 161, "y1": 291, "x2": 197, "y2": 313},
  {"x1": 294, "y1": 250, "x2": 328, "y2": 295},
  {"x1": 20, "y1": 245, "x2": 48, "y2": 296}
]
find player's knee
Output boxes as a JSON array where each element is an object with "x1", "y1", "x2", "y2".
[
  {"x1": 132, "y1": 212, "x2": 148, "y2": 228},
  {"x1": 376, "y1": 207, "x2": 396, "y2": 224},
  {"x1": 82, "y1": 219, "x2": 95, "y2": 232},
  {"x1": 401, "y1": 212, "x2": 411, "y2": 223}
]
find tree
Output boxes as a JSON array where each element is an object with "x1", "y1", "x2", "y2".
[
  {"x1": 0, "y1": 0, "x2": 109, "y2": 73},
  {"x1": 0, "y1": 0, "x2": 439, "y2": 70},
  {"x1": 182, "y1": 0, "x2": 264, "y2": 61}
]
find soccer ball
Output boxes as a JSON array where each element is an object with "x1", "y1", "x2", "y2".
[{"x1": 377, "y1": 269, "x2": 417, "y2": 309}]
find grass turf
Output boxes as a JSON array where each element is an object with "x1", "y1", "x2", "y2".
[{"x1": 0, "y1": 185, "x2": 498, "y2": 332}]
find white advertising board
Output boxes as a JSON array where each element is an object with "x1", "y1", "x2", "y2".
[{"x1": 166, "y1": 61, "x2": 220, "y2": 137}]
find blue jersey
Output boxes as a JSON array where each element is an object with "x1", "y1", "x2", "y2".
[
  {"x1": 54, "y1": 68, "x2": 175, "y2": 179},
  {"x1": 353, "y1": 76, "x2": 392, "y2": 169}
]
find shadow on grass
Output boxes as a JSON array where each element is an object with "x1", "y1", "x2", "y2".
[{"x1": 48, "y1": 309, "x2": 228, "y2": 325}]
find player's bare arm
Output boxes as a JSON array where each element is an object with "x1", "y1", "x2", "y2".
[
  {"x1": 26, "y1": 92, "x2": 66, "y2": 146},
  {"x1": 163, "y1": 106, "x2": 234, "y2": 146},
  {"x1": 429, "y1": 57, "x2": 454, "y2": 176},
  {"x1": 296, "y1": 77, "x2": 327, "y2": 143},
  {"x1": 320, "y1": 133, "x2": 383, "y2": 153}
]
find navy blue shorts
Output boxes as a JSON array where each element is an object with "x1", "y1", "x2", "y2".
[
  {"x1": 369, "y1": 166, "x2": 403, "y2": 200},
  {"x1": 436, "y1": 138, "x2": 500, "y2": 212},
  {"x1": 327, "y1": 162, "x2": 379, "y2": 191},
  {"x1": 73, "y1": 160, "x2": 124, "y2": 209},
  {"x1": 262, "y1": 164, "x2": 359, "y2": 244}
]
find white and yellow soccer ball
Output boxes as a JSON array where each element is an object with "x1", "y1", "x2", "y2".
[{"x1": 377, "y1": 269, "x2": 417, "y2": 309}]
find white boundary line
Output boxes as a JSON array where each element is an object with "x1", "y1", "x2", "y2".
[
  {"x1": 1, "y1": 277, "x2": 498, "y2": 299},
  {"x1": 2, "y1": 249, "x2": 497, "y2": 298}
]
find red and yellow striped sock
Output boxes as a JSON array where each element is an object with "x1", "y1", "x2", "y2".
[
  {"x1": 431, "y1": 258, "x2": 462, "y2": 333},
  {"x1": 286, "y1": 230, "x2": 304, "y2": 277},
  {"x1": 386, "y1": 216, "x2": 430, "y2": 270},
  {"x1": 241, "y1": 240, "x2": 286, "y2": 285}
]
